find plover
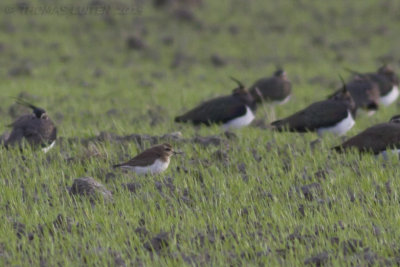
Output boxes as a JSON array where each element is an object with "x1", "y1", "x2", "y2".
[{"x1": 113, "y1": 143, "x2": 180, "y2": 175}]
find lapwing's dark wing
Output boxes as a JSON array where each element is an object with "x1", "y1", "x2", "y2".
[
  {"x1": 346, "y1": 80, "x2": 380, "y2": 110},
  {"x1": 249, "y1": 77, "x2": 291, "y2": 102},
  {"x1": 174, "y1": 95, "x2": 247, "y2": 125},
  {"x1": 334, "y1": 123, "x2": 400, "y2": 154},
  {"x1": 271, "y1": 100, "x2": 349, "y2": 132},
  {"x1": 113, "y1": 146, "x2": 163, "y2": 167},
  {"x1": 5, "y1": 115, "x2": 57, "y2": 148}
]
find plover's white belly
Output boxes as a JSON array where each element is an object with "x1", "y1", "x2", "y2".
[
  {"x1": 274, "y1": 95, "x2": 291, "y2": 105},
  {"x1": 42, "y1": 141, "x2": 55, "y2": 153},
  {"x1": 222, "y1": 106, "x2": 255, "y2": 130},
  {"x1": 121, "y1": 159, "x2": 170, "y2": 175},
  {"x1": 317, "y1": 111, "x2": 355, "y2": 136},
  {"x1": 380, "y1": 85, "x2": 399, "y2": 106}
]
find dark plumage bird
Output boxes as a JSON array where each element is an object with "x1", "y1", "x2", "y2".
[
  {"x1": 334, "y1": 115, "x2": 400, "y2": 155},
  {"x1": 329, "y1": 76, "x2": 380, "y2": 116},
  {"x1": 4, "y1": 99, "x2": 57, "y2": 152},
  {"x1": 249, "y1": 69, "x2": 292, "y2": 105},
  {"x1": 271, "y1": 82, "x2": 356, "y2": 136},
  {"x1": 113, "y1": 143, "x2": 180, "y2": 175},
  {"x1": 174, "y1": 78, "x2": 256, "y2": 129},
  {"x1": 347, "y1": 65, "x2": 399, "y2": 106}
]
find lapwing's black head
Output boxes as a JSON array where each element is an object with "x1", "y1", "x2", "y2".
[
  {"x1": 16, "y1": 98, "x2": 47, "y2": 119},
  {"x1": 230, "y1": 77, "x2": 256, "y2": 108},
  {"x1": 389, "y1": 115, "x2": 400, "y2": 124},
  {"x1": 328, "y1": 76, "x2": 357, "y2": 115},
  {"x1": 274, "y1": 69, "x2": 287, "y2": 78},
  {"x1": 377, "y1": 65, "x2": 399, "y2": 85}
]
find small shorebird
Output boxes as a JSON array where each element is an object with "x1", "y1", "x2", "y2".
[
  {"x1": 5, "y1": 99, "x2": 57, "y2": 153},
  {"x1": 174, "y1": 78, "x2": 256, "y2": 130},
  {"x1": 271, "y1": 79, "x2": 356, "y2": 136},
  {"x1": 334, "y1": 115, "x2": 400, "y2": 156},
  {"x1": 113, "y1": 143, "x2": 180, "y2": 175}
]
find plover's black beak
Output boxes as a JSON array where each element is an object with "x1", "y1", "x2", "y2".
[{"x1": 173, "y1": 150, "x2": 184, "y2": 155}]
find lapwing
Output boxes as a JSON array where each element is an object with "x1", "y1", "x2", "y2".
[
  {"x1": 174, "y1": 78, "x2": 256, "y2": 130},
  {"x1": 329, "y1": 76, "x2": 380, "y2": 116},
  {"x1": 113, "y1": 143, "x2": 180, "y2": 175},
  {"x1": 271, "y1": 80, "x2": 356, "y2": 136},
  {"x1": 347, "y1": 65, "x2": 399, "y2": 106},
  {"x1": 334, "y1": 115, "x2": 400, "y2": 156},
  {"x1": 5, "y1": 99, "x2": 57, "y2": 152},
  {"x1": 249, "y1": 69, "x2": 292, "y2": 105}
]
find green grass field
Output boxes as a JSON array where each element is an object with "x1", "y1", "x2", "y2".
[{"x1": 1, "y1": 0, "x2": 400, "y2": 265}]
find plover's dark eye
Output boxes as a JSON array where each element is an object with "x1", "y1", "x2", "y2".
[{"x1": 165, "y1": 147, "x2": 171, "y2": 151}]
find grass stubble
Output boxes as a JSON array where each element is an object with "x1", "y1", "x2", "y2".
[{"x1": 1, "y1": 0, "x2": 400, "y2": 266}]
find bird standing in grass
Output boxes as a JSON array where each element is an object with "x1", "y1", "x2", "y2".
[
  {"x1": 113, "y1": 143, "x2": 180, "y2": 175},
  {"x1": 271, "y1": 79, "x2": 356, "y2": 136},
  {"x1": 248, "y1": 69, "x2": 292, "y2": 122},
  {"x1": 329, "y1": 76, "x2": 380, "y2": 116},
  {"x1": 174, "y1": 78, "x2": 256, "y2": 130},
  {"x1": 4, "y1": 99, "x2": 57, "y2": 153},
  {"x1": 333, "y1": 115, "x2": 400, "y2": 156},
  {"x1": 249, "y1": 69, "x2": 292, "y2": 105},
  {"x1": 346, "y1": 65, "x2": 399, "y2": 107}
]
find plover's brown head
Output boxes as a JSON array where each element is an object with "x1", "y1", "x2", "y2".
[{"x1": 157, "y1": 143, "x2": 182, "y2": 158}]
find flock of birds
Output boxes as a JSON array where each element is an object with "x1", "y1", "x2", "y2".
[{"x1": 3, "y1": 64, "x2": 400, "y2": 175}]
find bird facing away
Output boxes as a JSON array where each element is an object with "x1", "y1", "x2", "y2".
[
  {"x1": 5, "y1": 99, "x2": 57, "y2": 152},
  {"x1": 113, "y1": 143, "x2": 180, "y2": 175},
  {"x1": 249, "y1": 69, "x2": 292, "y2": 105},
  {"x1": 347, "y1": 65, "x2": 399, "y2": 106},
  {"x1": 174, "y1": 78, "x2": 256, "y2": 130},
  {"x1": 329, "y1": 76, "x2": 380, "y2": 116},
  {"x1": 333, "y1": 115, "x2": 400, "y2": 155},
  {"x1": 271, "y1": 82, "x2": 356, "y2": 136}
]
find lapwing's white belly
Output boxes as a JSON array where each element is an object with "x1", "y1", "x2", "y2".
[
  {"x1": 274, "y1": 95, "x2": 291, "y2": 105},
  {"x1": 121, "y1": 159, "x2": 170, "y2": 175},
  {"x1": 380, "y1": 85, "x2": 399, "y2": 106},
  {"x1": 42, "y1": 141, "x2": 55, "y2": 153},
  {"x1": 378, "y1": 149, "x2": 400, "y2": 160},
  {"x1": 222, "y1": 106, "x2": 255, "y2": 130},
  {"x1": 317, "y1": 111, "x2": 355, "y2": 136}
]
